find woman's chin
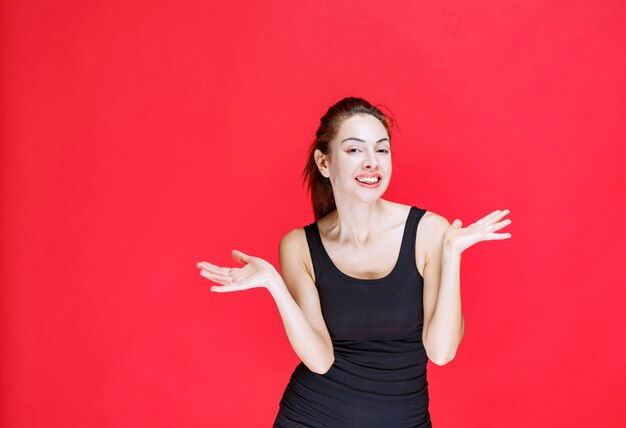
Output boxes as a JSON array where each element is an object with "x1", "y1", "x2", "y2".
[{"x1": 353, "y1": 185, "x2": 388, "y2": 201}]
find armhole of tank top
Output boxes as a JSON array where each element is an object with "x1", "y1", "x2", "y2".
[
  {"x1": 411, "y1": 206, "x2": 427, "y2": 276},
  {"x1": 303, "y1": 224, "x2": 320, "y2": 287}
]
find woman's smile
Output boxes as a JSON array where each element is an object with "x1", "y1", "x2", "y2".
[{"x1": 354, "y1": 173, "x2": 382, "y2": 187}]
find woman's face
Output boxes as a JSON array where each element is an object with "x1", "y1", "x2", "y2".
[{"x1": 316, "y1": 113, "x2": 392, "y2": 204}]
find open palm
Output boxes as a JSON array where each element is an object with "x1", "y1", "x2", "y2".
[
  {"x1": 443, "y1": 209, "x2": 512, "y2": 255},
  {"x1": 197, "y1": 250, "x2": 277, "y2": 292}
]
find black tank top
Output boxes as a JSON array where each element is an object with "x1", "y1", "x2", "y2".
[{"x1": 274, "y1": 206, "x2": 432, "y2": 428}]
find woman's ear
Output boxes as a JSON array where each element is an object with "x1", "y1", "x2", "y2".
[{"x1": 314, "y1": 149, "x2": 330, "y2": 178}]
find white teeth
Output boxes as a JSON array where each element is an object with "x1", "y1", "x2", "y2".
[{"x1": 356, "y1": 176, "x2": 380, "y2": 184}]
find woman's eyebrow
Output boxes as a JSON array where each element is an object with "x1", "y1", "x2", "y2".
[{"x1": 341, "y1": 137, "x2": 390, "y2": 144}]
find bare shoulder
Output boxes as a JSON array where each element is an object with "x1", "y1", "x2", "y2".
[
  {"x1": 419, "y1": 210, "x2": 451, "y2": 263},
  {"x1": 279, "y1": 227, "x2": 306, "y2": 250},
  {"x1": 278, "y1": 227, "x2": 315, "y2": 281},
  {"x1": 421, "y1": 210, "x2": 451, "y2": 234},
  {"x1": 410, "y1": 209, "x2": 450, "y2": 276}
]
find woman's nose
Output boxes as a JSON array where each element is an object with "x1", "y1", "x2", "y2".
[{"x1": 363, "y1": 150, "x2": 379, "y2": 168}]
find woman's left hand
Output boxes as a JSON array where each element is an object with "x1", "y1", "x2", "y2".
[{"x1": 443, "y1": 209, "x2": 512, "y2": 255}]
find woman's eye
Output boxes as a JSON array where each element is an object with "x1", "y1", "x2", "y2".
[{"x1": 347, "y1": 148, "x2": 389, "y2": 153}]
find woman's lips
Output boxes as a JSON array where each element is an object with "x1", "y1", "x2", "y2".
[{"x1": 354, "y1": 174, "x2": 382, "y2": 187}]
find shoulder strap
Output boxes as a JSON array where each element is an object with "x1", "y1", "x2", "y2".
[
  {"x1": 303, "y1": 223, "x2": 323, "y2": 286},
  {"x1": 402, "y1": 206, "x2": 427, "y2": 272}
]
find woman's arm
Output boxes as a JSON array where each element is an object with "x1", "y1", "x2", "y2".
[
  {"x1": 198, "y1": 229, "x2": 334, "y2": 374},
  {"x1": 422, "y1": 209, "x2": 512, "y2": 365},
  {"x1": 422, "y1": 215, "x2": 464, "y2": 366},
  {"x1": 269, "y1": 228, "x2": 335, "y2": 374}
]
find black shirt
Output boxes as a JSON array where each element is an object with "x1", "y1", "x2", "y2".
[{"x1": 274, "y1": 206, "x2": 432, "y2": 428}]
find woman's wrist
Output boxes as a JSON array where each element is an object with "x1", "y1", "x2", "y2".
[
  {"x1": 266, "y1": 268, "x2": 286, "y2": 294},
  {"x1": 442, "y1": 244, "x2": 462, "y2": 261}
]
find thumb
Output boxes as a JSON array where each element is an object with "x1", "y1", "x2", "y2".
[
  {"x1": 231, "y1": 249, "x2": 251, "y2": 264},
  {"x1": 452, "y1": 219, "x2": 462, "y2": 228}
]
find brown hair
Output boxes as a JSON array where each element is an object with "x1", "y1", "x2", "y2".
[{"x1": 303, "y1": 97, "x2": 396, "y2": 221}]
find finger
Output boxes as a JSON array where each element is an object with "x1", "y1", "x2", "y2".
[
  {"x1": 485, "y1": 232, "x2": 512, "y2": 240},
  {"x1": 211, "y1": 285, "x2": 237, "y2": 292},
  {"x1": 200, "y1": 264, "x2": 248, "y2": 283},
  {"x1": 491, "y1": 209, "x2": 511, "y2": 222},
  {"x1": 210, "y1": 279, "x2": 258, "y2": 293},
  {"x1": 475, "y1": 210, "x2": 502, "y2": 225},
  {"x1": 197, "y1": 261, "x2": 228, "y2": 273},
  {"x1": 200, "y1": 263, "x2": 234, "y2": 277},
  {"x1": 199, "y1": 269, "x2": 235, "y2": 285},
  {"x1": 231, "y1": 249, "x2": 251, "y2": 264},
  {"x1": 486, "y1": 218, "x2": 512, "y2": 232},
  {"x1": 494, "y1": 209, "x2": 511, "y2": 221},
  {"x1": 200, "y1": 269, "x2": 233, "y2": 284},
  {"x1": 477, "y1": 209, "x2": 510, "y2": 226}
]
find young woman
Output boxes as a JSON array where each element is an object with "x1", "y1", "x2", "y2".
[{"x1": 197, "y1": 97, "x2": 512, "y2": 427}]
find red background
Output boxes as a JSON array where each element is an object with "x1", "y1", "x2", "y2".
[{"x1": 2, "y1": 1, "x2": 625, "y2": 427}]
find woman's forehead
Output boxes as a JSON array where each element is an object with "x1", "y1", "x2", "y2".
[{"x1": 337, "y1": 114, "x2": 389, "y2": 140}]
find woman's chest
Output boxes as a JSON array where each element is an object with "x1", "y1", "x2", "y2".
[{"x1": 317, "y1": 275, "x2": 425, "y2": 340}]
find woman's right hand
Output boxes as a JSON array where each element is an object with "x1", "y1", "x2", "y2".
[{"x1": 197, "y1": 250, "x2": 280, "y2": 293}]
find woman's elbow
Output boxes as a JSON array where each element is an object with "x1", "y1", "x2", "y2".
[
  {"x1": 425, "y1": 340, "x2": 461, "y2": 366},
  {"x1": 426, "y1": 343, "x2": 456, "y2": 365},
  {"x1": 429, "y1": 354, "x2": 454, "y2": 366},
  {"x1": 308, "y1": 354, "x2": 335, "y2": 375},
  {"x1": 311, "y1": 365, "x2": 331, "y2": 375}
]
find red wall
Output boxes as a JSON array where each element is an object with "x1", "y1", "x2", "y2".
[{"x1": 2, "y1": 1, "x2": 625, "y2": 426}]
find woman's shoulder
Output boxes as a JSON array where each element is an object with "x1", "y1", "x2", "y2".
[
  {"x1": 412, "y1": 206, "x2": 451, "y2": 262},
  {"x1": 278, "y1": 227, "x2": 316, "y2": 280},
  {"x1": 279, "y1": 226, "x2": 308, "y2": 253},
  {"x1": 420, "y1": 209, "x2": 450, "y2": 231},
  {"x1": 399, "y1": 204, "x2": 450, "y2": 272}
]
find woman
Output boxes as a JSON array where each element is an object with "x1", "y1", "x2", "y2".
[{"x1": 197, "y1": 97, "x2": 512, "y2": 427}]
